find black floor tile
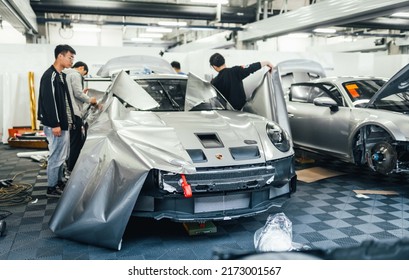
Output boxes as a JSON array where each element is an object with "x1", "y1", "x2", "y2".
[{"x1": 1, "y1": 144, "x2": 409, "y2": 259}]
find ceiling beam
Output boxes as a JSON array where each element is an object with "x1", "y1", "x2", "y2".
[
  {"x1": 339, "y1": 17, "x2": 409, "y2": 31},
  {"x1": 238, "y1": 0, "x2": 409, "y2": 42},
  {"x1": 1, "y1": 0, "x2": 38, "y2": 33},
  {"x1": 30, "y1": 0, "x2": 257, "y2": 24}
]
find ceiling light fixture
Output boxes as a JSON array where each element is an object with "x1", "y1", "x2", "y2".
[
  {"x1": 72, "y1": 24, "x2": 101, "y2": 32},
  {"x1": 146, "y1": 27, "x2": 173, "y2": 33},
  {"x1": 131, "y1": 37, "x2": 153, "y2": 42},
  {"x1": 139, "y1": 33, "x2": 163, "y2": 38},
  {"x1": 190, "y1": 0, "x2": 228, "y2": 4},
  {"x1": 158, "y1": 21, "x2": 187, "y2": 27},
  {"x1": 313, "y1": 28, "x2": 337, "y2": 33},
  {"x1": 391, "y1": 12, "x2": 409, "y2": 18}
]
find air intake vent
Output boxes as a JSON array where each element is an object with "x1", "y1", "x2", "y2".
[
  {"x1": 196, "y1": 133, "x2": 224, "y2": 148},
  {"x1": 187, "y1": 149, "x2": 207, "y2": 163},
  {"x1": 230, "y1": 146, "x2": 260, "y2": 160}
]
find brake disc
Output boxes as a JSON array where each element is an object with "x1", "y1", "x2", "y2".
[{"x1": 368, "y1": 142, "x2": 397, "y2": 174}]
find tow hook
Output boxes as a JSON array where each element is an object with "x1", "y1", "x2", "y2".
[{"x1": 179, "y1": 174, "x2": 192, "y2": 198}]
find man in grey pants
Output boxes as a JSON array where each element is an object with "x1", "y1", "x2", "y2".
[{"x1": 37, "y1": 44, "x2": 76, "y2": 198}]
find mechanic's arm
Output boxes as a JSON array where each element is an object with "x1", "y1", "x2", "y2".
[{"x1": 71, "y1": 74, "x2": 97, "y2": 105}]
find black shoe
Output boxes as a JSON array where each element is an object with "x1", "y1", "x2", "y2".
[
  {"x1": 0, "y1": 220, "x2": 6, "y2": 237},
  {"x1": 57, "y1": 180, "x2": 66, "y2": 191},
  {"x1": 46, "y1": 186, "x2": 63, "y2": 198}
]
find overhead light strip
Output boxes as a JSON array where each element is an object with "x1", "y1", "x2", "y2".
[
  {"x1": 190, "y1": 0, "x2": 228, "y2": 4},
  {"x1": 313, "y1": 28, "x2": 337, "y2": 33},
  {"x1": 139, "y1": 33, "x2": 163, "y2": 38},
  {"x1": 391, "y1": 12, "x2": 409, "y2": 18},
  {"x1": 158, "y1": 21, "x2": 187, "y2": 27},
  {"x1": 72, "y1": 24, "x2": 101, "y2": 32},
  {"x1": 145, "y1": 27, "x2": 172, "y2": 33},
  {"x1": 131, "y1": 37, "x2": 153, "y2": 42}
]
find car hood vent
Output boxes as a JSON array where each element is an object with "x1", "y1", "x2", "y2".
[
  {"x1": 230, "y1": 146, "x2": 260, "y2": 160},
  {"x1": 196, "y1": 133, "x2": 224, "y2": 148},
  {"x1": 186, "y1": 149, "x2": 208, "y2": 163}
]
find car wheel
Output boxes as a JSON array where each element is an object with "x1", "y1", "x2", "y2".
[{"x1": 367, "y1": 141, "x2": 397, "y2": 174}]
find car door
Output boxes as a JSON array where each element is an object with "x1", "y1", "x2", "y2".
[
  {"x1": 243, "y1": 70, "x2": 292, "y2": 136},
  {"x1": 287, "y1": 83, "x2": 351, "y2": 159}
]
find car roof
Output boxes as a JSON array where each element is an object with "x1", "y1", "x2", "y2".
[{"x1": 97, "y1": 55, "x2": 177, "y2": 78}]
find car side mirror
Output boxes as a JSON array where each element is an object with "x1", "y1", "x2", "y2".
[{"x1": 313, "y1": 97, "x2": 339, "y2": 112}]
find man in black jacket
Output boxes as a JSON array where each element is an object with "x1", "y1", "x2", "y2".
[
  {"x1": 209, "y1": 52, "x2": 273, "y2": 110},
  {"x1": 37, "y1": 44, "x2": 76, "y2": 198}
]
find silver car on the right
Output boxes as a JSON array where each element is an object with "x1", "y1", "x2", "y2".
[{"x1": 280, "y1": 60, "x2": 409, "y2": 174}]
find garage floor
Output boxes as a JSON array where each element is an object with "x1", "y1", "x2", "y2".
[{"x1": 1, "y1": 144, "x2": 409, "y2": 260}]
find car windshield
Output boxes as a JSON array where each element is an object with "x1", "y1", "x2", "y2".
[
  {"x1": 136, "y1": 79, "x2": 186, "y2": 111},
  {"x1": 372, "y1": 89, "x2": 409, "y2": 113},
  {"x1": 135, "y1": 77, "x2": 228, "y2": 112},
  {"x1": 342, "y1": 79, "x2": 385, "y2": 105}
]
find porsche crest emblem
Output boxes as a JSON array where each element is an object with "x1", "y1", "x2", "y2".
[{"x1": 215, "y1": 154, "x2": 223, "y2": 160}]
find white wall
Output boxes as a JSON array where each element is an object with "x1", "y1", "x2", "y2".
[
  {"x1": 1, "y1": 43, "x2": 409, "y2": 144},
  {"x1": 47, "y1": 24, "x2": 124, "y2": 47},
  {"x1": 0, "y1": 44, "x2": 163, "y2": 143},
  {"x1": 0, "y1": 21, "x2": 26, "y2": 44}
]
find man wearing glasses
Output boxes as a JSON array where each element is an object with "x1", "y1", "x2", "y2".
[{"x1": 37, "y1": 44, "x2": 76, "y2": 198}]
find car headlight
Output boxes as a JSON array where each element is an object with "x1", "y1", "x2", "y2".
[{"x1": 266, "y1": 123, "x2": 291, "y2": 152}]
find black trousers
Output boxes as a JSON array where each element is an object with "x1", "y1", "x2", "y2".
[{"x1": 67, "y1": 115, "x2": 85, "y2": 172}]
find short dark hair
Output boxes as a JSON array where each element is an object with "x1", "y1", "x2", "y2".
[
  {"x1": 171, "y1": 61, "x2": 181, "y2": 69},
  {"x1": 72, "y1": 61, "x2": 89, "y2": 73},
  {"x1": 209, "y1": 53, "x2": 225, "y2": 67},
  {"x1": 54, "y1": 44, "x2": 76, "y2": 59}
]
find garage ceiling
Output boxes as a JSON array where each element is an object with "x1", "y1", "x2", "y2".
[{"x1": 1, "y1": 0, "x2": 409, "y2": 48}]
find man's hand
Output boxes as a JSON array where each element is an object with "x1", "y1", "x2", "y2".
[
  {"x1": 52, "y1": 126, "x2": 62, "y2": 137},
  {"x1": 261, "y1": 61, "x2": 274, "y2": 72},
  {"x1": 89, "y1": 97, "x2": 97, "y2": 105}
]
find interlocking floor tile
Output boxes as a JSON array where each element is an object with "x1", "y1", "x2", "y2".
[{"x1": 1, "y1": 144, "x2": 409, "y2": 259}]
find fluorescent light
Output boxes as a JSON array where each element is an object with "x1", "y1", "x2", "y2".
[
  {"x1": 158, "y1": 21, "x2": 187, "y2": 27},
  {"x1": 139, "y1": 33, "x2": 163, "y2": 38},
  {"x1": 190, "y1": 0, "x2": 228, "y2": 4},
  {"x1": 180, "y1": 26, "x2": 213, "y2": 31},
  {"x1": 131, "y1": 37, "x2": 153, "y2": 42},
  {"x1": 146, "y1": 27, "x2": 173, "y2": 33},
  {"x1": 313, "y1": 28, "x2": 336, "y2": 34},
  {"x1": 391, "y1": 12, "x2": 409, "y2": 18},
  {"x1": 72, "y1": 24, "x2": 101, "y2": 32}
]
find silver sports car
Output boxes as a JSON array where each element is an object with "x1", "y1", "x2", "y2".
[
  {"x1": 49, "y1": 55, "x2": 297, "y2": 249},
  {"x1": 279, "y1": 59, "x2": 409, "y2": 175}
]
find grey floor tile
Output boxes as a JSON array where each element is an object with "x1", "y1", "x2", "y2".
[{"x1": 2, "y1": 144, "x2": 409, "y2": 259}]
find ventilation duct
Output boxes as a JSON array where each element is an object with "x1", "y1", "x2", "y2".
[{"x1": 30, "y1": 0, "x2": 256, "y2": 24}]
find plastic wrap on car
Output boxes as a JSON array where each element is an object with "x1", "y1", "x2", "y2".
[{"x1": 49, "y1": 97, "x2": 195, "y2": 250}]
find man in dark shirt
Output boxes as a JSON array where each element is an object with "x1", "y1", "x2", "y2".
[
  {"x1": 209, "y1": 52, "x2": 273, "y2": 110},
  {"x1": 171, "y1": 61, "x2": 186, "y2": 75},
  {"x1": 38, "y1": 44, "x2": 76, "y2": 198}
]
